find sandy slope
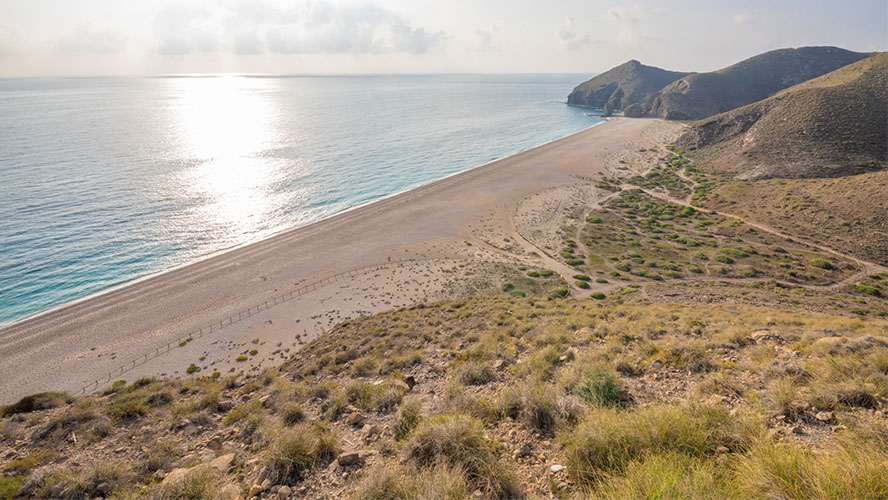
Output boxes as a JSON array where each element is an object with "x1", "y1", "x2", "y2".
[{"x1": 0, "y1": 118, "x2": 678, "y2": 403}]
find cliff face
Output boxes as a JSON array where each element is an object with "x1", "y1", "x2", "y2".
[
  {"x1": 676, "y1": 52, "x2": 887, "y2": 179},
  {"x1": 566, "y1": 60, "x2": 689, "y2": 110},
  {"x1": 624, "y1": 46, "x2": 873, "y2": 120}
]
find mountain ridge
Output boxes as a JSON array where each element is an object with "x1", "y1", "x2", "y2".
[
  {"x1": 622, "y1": 46, "x2": 874, "y2": 120},
  {"x1": 566, "y1": 60, "x2": 690, "y2": 110}
]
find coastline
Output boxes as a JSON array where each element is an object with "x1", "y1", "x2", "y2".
[
  {"x1": 0, "y1": 117, "x2": 673, "y2": 404},
  {"x1": 1, "y1": 119, "x2": 607, "y2": 330}
]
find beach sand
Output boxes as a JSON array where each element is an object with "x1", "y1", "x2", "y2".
[{"x1": 0, "y1": 117, "x2": 681, "y2": 403}]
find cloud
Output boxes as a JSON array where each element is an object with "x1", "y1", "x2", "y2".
[
  {"x1": 153, "y1": 0, "x2": 446, "y2": 56},
  {"x1": 607, "y1": 5, "x2": 653, "y2": 48},
  {"x1": 55, "y1": 24, "x2": 126, "y2": 54},
  {"x1": 154, "y1": 5, "x2": 221, "y2": 55},
  {"x1": 473, "y1": 20, "x2": 504, "y2": 51},
  {"x1": 555, "y1": 16, "x2": 592, "y2": 50}
]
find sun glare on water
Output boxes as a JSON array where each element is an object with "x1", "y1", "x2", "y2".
[{"x1": 170, "y1": 76, "x2": 288, "y2": 247}]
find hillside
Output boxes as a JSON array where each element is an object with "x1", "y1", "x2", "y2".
[
  {"x1": 3, "y1": 137, "x2": 888, "y2": 498},
  {"x1": 566, "y1": 60, "x2": 689, "y2": 110},
  {"x1": 1, "y1": 290, "x2": 887, "y2": 500},
  {"x1": 670, "y1": 53, "x2": 888, "y2": 265},
  {"x1": 676, "y1": 52, "x2": 888, "y2": 179},
  {"x1": 624, "y1": 46, "x2": 873, "y2": 120}
]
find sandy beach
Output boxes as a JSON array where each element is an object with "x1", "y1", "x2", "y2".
[{"x1": 0, "y1": 117, "x2": 681, "y2": 403}]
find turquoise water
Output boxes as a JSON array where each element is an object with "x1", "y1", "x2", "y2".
[{"x1": 0, "y1": 74, "x2": 601, "y2": 324}]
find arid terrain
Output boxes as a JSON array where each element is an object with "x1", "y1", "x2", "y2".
[{"x1": 2, "y1": 108, "x2": 886, "y2": 499}]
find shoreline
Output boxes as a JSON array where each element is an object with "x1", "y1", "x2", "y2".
[
  {"x1": 0, "y1": 117, "x2": 670, "y2": 403},
  {"x1": 1, "y1": 119, "x2": 607, "y2": 330}
]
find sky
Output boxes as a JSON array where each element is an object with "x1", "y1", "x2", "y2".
[{"x1": 0, "y1": 0, "x2": 885, "y2": 77}]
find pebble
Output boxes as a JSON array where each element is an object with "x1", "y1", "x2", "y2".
[{"x1": 550, "y1": 464, "x2": 565, "y2": 473}]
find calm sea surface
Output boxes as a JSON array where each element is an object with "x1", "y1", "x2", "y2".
[{"x1": 0, "y1": 74, "x2": 601, "y2": 324}]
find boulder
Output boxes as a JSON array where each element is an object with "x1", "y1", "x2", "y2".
[
  {"x1": 337, "y1": 452, "x2": 363, "y2": 466},
  {"x1": 162, "y1": 468, "x2": 189, "y2": 486}
]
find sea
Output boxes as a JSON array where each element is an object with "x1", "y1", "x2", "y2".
[{"x1": 0, "y1": 74, "x2": 602, "y2": 325}]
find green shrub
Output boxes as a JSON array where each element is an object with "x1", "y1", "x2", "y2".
[
  {"x1": 714, "y1": 254, "x2": 734, "y2": 264},
  {"x1": 809, "y1": 257, "x2": 835, "y2": 270},
  {"x1": 590, "y1": 452, "x2": 722, "y2": 499},
  {"x1": 576, "y1": 280, "x2": 591, "y2": 289},
  {"x1": 457, "y1": 363, "x2": 496, "y2": 386},
  {"x1": 0, "y1": 392, "x2": 73, "y2": 417},
  {"x1": 265, "y1": 424, "x2": 338, "y2": 484},
  {"x1": 0, "y1": 476, "x2": 25, "y2": 500},
  {"x1": 401, "y1": 414, "x2": 521, "y2": 498},
  {"x1": 551, "y1": 288, "x2": 570, "y2": 299},
  {"x1": 734, "y1": 438, "x2": 888, "y2": 500},
  {"x1": 574, "y1": 274, "x2": 592, "y2": 281},
  {"x1": 719, "y1": 248, "x2": 748, "y2": 259},
  {"x1": 595, "y1": 278, "x2": 608, "y2": 283},
  {"x1": 281, "y1": 403, "x2": 305, "y2": 425},
  {"x1": 852, "y1": 283, "x2": 881, "y2": 297},
  {"x1": 394, "y1": 397, "x2": 422, "y2": 441},
  {"x1": 186, "y1": 364, "x2": 199, "y2": 374},
  {"x1": 352, "y1": 464, "x2": 469, "y2": 500},
  {"x1": 561, "y1": 404, "x2": 757, "y2": 483},
  {"x1": 106, "y1": 396, "x2": 148, "y2": 421},
  {"x1": 576, "y1": 365, "x2": 621, "y2": 407},
  {"x1": 590, "y1": 292, "x2": 606, "y2": 300}
]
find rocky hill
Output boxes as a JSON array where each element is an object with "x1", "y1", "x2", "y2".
[
  {"x1": 567, "y1": 60, "x2": 689, "y2": 110},
  {"x1": 624, "y1": 46, "x2": 873, "y2": 120},
  {"x1": 1, "y1": 290, "x2": 886, "y2": 500},
  {"x1": 675, "y1": 52, "x2": 887, "y2": 179},
  {"x1": 670, "y1": 53, "x2": 888, "y2": 265}
]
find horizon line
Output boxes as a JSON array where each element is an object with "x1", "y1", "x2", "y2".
[{"x1": 0, "y1": 71, "x2": 600, "y2": 80}]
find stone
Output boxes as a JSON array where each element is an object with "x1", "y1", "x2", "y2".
[
  {"x1": 346, "y1": 412, "x2": 365, "y2": 426},
  {"x1": 750, "y1": 330, "x2": 775, "y2": 344},
  {"x1": 199, "y1": 449, "x2": 217, "y2": 462},
  {"x1": 363, "y1": 424, "x2": 383, "y2": 438},
  {"x1": 248, "y1": 484, "x2": 263, "y2": 497},
  {"x1": 815, "y1": 411, "x2": 835, "y2": 423},
  {"x1": 338, "y1": 452, "x2": 363, "y2": 466},
  {"x1": 218, "y1": 483, "x2": 241, "y2": 500},
  {"x1": 550, "y1": 464, "x2": 565, "y2": 473},
  {"x1": 515, "y1": 443, "x2": 532, "y2": 458},
  {"x1": 261, "y1": 479, "x2": 272, "y2": 491},
  {"x1": 209, "y1": 453, "x2": 236, "y2": 473},
  {"x1": 162, "y1": 468, "x2": 189, "y2": 486},
  {"x1": 207, "y1": 437, "x2": 223, "y2": 450},
  {"x1": 279, "y1": 486, "x2": 292, "y2": 497}
]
